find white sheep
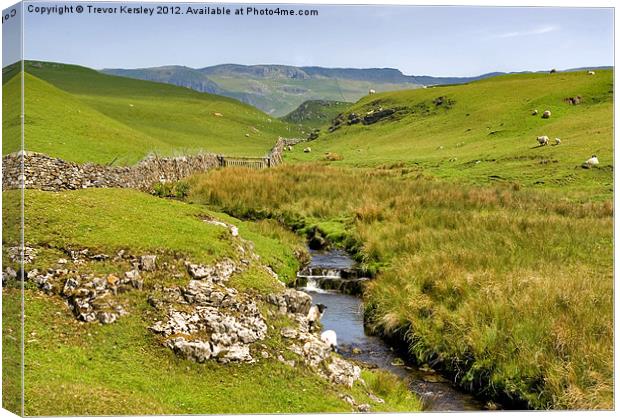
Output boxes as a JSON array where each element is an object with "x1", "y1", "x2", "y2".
[
  {"x1": 307, "y1": 304, "x2": 326, "y2": 329},
  {"x1": 582, "y1": 155, "x2": 599, "y2": 168},
  {"x1": 531, "y1": 109, "x2": 538, "y2": 116},
  {"x1": 304, "y1": 147, "x2": 311, "y2": 153},
  {"x1": 537, "y1": 135, "x2": 549, "y2": 146},
  {"x1": 369, "y1": 89, "x2": 376, "y2": 95},
  {"x1": 542, "y1": 110, "x2": 551, "y2": 119},
  {"x1": 588, "y1": 70, "x2": 596, "y2": 75},
  {"x1": 321, "y1": 330, "x2": 338, "y2": 352},
  {"x1": 287, "y1": 145, "x2": 293, "y2": 151},
  {"x1": 554, "y1": 138, "x2": 562, "y2": 146}
]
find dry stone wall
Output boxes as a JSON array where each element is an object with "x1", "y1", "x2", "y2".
[
  {"x1": 2, "y1": 151, "x2": 220, "y2": 192},
  {"x1": 1, "y1": 137, "x2": 308, "y2": 192}
]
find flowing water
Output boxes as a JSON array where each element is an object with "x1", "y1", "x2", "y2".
[{"x1": 297, "y1": 249, "x2": 485, "y2": 411}]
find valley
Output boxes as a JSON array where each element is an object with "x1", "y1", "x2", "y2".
[{"x1": 2, "y1": 60, "x2": 614, "y2": 413}]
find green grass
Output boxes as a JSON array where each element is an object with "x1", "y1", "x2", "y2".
[
  {"x1": 2, "y1": 188, "x2": 422, "y2": 414},
  {"x1": 3, "y1": 61, "x2": 302, "y2": 164},
  {"x1": 288, "y1": 70, "x2": 613, "y2": 197},
  {"x1": 188, "y1": 165, "x2": 613, "y2": 409},
  {"x1": 281, "y1": 99, "x2": 352, "y2": 130}
]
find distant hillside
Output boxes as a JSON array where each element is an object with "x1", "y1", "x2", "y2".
[
  {"x1": 102, "y1": 65, "x2": 614, "y2": 117},
  {"x1": 103, "y1": 66, "x2": 223, "y2": 94},
  {"x1": 288, "y1": 69, "x2": 614, "y2": 196},
  {"x1": 103, "y1": 64, "x2": 427, "y2": 116},
  {"x1": 3, "y1": 61, "x2": 299, "y2": 164},
  {"x1": 281, "y1": 100, "x2": 352, "y2": 130}
]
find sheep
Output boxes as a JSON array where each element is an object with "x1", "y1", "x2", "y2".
[
  {"x1": 245, "y1": 133, "x2": 250, "y2": 137},
  {"x1": 531, "y1": 109, "x2": 538, "y2": 116},
  {"x1": 369, "y1": 89, "x2": 376, "y2": 95},
  {"x1": 550, "y1": 68, "x2": 557, "y2": 74},
  {"x1": 321, "y1": 330, "x2": 338, "y2": 352},
  {"x1": 304, "y1": 147, "x2": 311, "y2": 153},
  {"x1": 542, "y1": 110, "x2": 551, "y2": 119},
  {"x1": 582, "y1": 155, "x2": 599, "y2": 168},
  {"x1": 307, "y1": 304, "x2": 326, "y2": 330},
  {"x1": 587, "y1": 70, "x2": 596, "y2": 76},
  {"x1": 287, "y1": 145, "x2": 293, "y2": 151},
  {"x1": 554, "y1": 137, "x2": 562, "y2": 146},
  {"x1": 537, "y1": 135, "x2": 549, "y2": 146},
  {"x1": 213, "y1": 112, "x2": 223, "y2": 117},
  {"x1": 129, "y1": 104, "x2": 134, "y2": 108}
]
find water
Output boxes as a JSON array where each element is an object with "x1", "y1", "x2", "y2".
[{"x1": 299, "y1": 249, "x2": 485, "y2": 411}]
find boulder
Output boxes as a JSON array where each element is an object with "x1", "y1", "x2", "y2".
[
  {"x1": 362, "y1": 108, "x2": 396, "y2": 125},
  {"x1": 140, "y1": 255, "x2": 157, "y2": 272}
]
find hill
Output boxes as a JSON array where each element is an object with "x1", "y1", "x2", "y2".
[
  {"x1": 281, "y1": 100, "x2": 352, "y2": 130},
  {"x1": 3, "y1": 61, "x2": 300, "y2": 165},
  {"x1": 287, "y1": 69, "x2": 614, "y2": 198},
  {"x1": 103, "y1": 64, "x2": 424, "y2": 116}
]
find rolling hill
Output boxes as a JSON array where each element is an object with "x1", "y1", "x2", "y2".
[
  {"x1": 287, "y1": 69, "x2": 614, "y2": 197},
  {"x1": 3, "y1": 61, "x2": 300, "y2": 165},
  {"x1": 101, "y1": 64, "x2": 613, "y2": 118},
  {"x1": 103, "y1": 64, "x2": 424, "y2": 116}
]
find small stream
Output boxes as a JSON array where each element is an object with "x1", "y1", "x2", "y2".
[{"x1": 296, "y1": 249, "x2": 485, "y2": 412}]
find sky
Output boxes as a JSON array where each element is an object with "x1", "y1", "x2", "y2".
[{"x1": 3, "y1": 2, "x2": 615, "y2": 77}]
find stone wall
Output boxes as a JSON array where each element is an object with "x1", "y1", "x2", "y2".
[
  {"x1": 2, "y1": 151, "x2": 220, "y2": 192},
  {"x1": 1, "y1": 137, "x2": 309, "y2": 192}
]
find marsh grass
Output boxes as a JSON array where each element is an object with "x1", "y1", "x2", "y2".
[{"x1": 189, "y1": 164, "x2": 613, "y2": 409}]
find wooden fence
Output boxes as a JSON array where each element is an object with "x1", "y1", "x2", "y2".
[{"x1": 218, "y1": 137, "x2": 308, "y2": 170}]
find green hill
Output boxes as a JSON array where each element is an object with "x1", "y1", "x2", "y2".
[
  {"x1": 3, "y1": 61, "x2": 301, "y2": 164},
  {"x1": 281, "y1": 100, "x2": 352, "y2": 130},
  {"x1": 288, "y1": 70, "x2": 613, "y2": 197},
  {"x1": 104, "y1": 64, "x2": 425, "y2": 116}
]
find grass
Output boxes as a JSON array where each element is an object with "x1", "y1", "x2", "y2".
[
  {"x1": 287, "y1": 70, "x2": 613, "y2": 198},
  {"x1": 281, "y1": 99, "x2": 352, "y2": 130},
  {"x1": 2, "y1": 188, "x2": 422, "y2": 414},
  {"x1": 1, "y1": 185, "x2": 23, "y2": 415},
  {"x1": 188, "y1": 164, "x2": 613, "y2": 409},
  {"x1": 2, "y1": 61, "x2": 302, "y2": 164}
]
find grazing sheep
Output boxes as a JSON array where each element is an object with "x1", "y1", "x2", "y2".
[
  {"x1": 369, "y1": 89, "x2": 376, "y2": 95},
  {"x1": 550, "y1": 68, "x2": 557, "y2": 74},
  {"x1": 304, "y1": 147, "x2": 311, "y2": 153},
  {"x1": 542, "y1": 110, "x2": 551, "y2": 119},
  {"x1": 537, "y1": 135, "x2": 549, "y2": 146},
  {"x1": 213, "y1": 112, "x2": 223, "y2": 117},
  {"x1": 587, "y1": 70, "x2": 596, "y2": 75},
  {"x1": 582, "y1": 155, "x2": 600, "y2": 168},
  {"x1": 321, "y1": 330, "x2": 338, "y2": 352},
  {"x1": 245, "y1": 133, "x2": 250, "y2": 137},
  {"x1": 554, "y1": 137, "x2": 562, "y2": 146},
  {"x1": 307, "y1": 304, "x2": 326, "y2": 329},
  {"x1": 287, "y1": 145, "x2": 293, "y2": 151},
  {"x1": 532, "y1": 109, "x2": 538, "y2": 116}
]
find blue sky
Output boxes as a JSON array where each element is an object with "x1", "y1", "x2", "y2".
[{"x1": 4, "y1": 2, "x2": 615, "y2": 76}]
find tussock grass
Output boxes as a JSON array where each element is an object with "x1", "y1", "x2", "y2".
[
  {"x1": 189, "y1": 165, "x2": 613, "y2": 409},
  {"x1": 2, "y1": 188, "x2": 422, "y2": 414}
]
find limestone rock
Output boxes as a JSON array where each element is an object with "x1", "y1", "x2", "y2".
[{"x1": 140, "y1": 255, "x2": 157, "y2": 272}]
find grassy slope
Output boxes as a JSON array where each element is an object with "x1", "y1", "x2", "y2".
[
  {"x1": 3, "y1": 61, "x2": 302, "y2": 164},
  {"x1": 2, "y1": 188, "x2": 421, "y2": 415},
  {"x1": 188, "y1": 165, "x2": 613, "y2": 410},
  {"x1": 281, "y1": 100, "x2": 352, "y2": 130},
  {"x1": 287, "y1": 70, "x2": 613, "y2": 198},
  {"x1": 2, "y1": 63, "x2": 22, "y2": 156}
]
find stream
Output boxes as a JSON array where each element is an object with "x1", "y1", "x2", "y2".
[{"x1": 296, "y1": 249, "x2": 485, "y2": 411}]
